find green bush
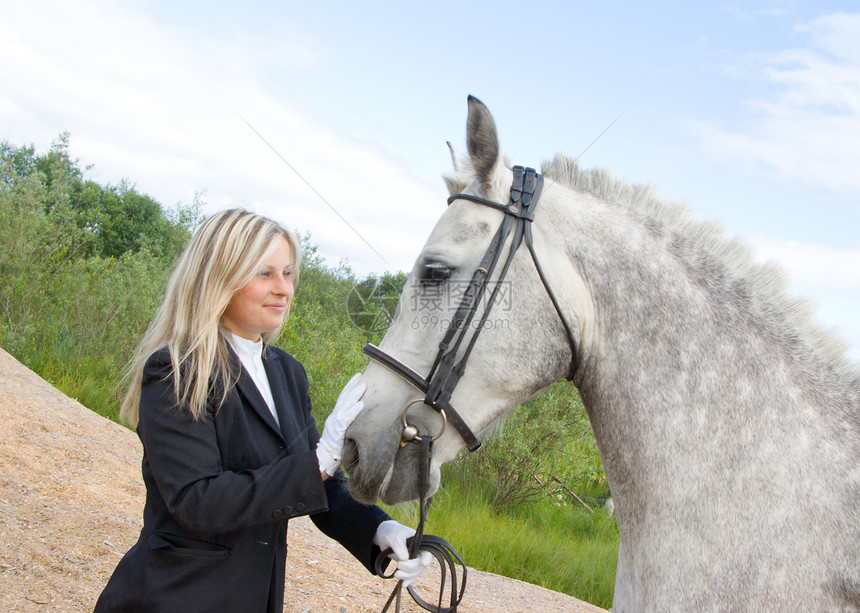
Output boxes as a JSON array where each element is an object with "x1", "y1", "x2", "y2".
[{"x1": 445, "y1": 380, "x2": 609, "y2": 513}]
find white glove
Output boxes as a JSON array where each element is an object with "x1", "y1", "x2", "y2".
[
  {"x1": 373, "y1": 519, "x2": 414, "y2": 561},
  {"x1": 395, "y1": 551, "x2": 433, "y2": 588},
  {"x1": 316, "y1": 373, "x2": 365, "y2": 476},
  {"x1": 373, "y1": 520, "x2": 433, "y2": 588}
]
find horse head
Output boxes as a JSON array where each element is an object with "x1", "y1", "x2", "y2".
[{"x1": 344, "y1": 96, "x2": 586, "y2": 504}]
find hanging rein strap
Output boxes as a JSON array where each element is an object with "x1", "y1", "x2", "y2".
[{"x1": 375, "y1": 438, "x2": 467, "y2": 613}]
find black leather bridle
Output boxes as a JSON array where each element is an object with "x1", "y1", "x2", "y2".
[{"x1": 363, "y1": 165, "x2": 578, "y2": 452}]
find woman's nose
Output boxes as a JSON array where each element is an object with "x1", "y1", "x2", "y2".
[{"x1": 274, "y1": 275, "x2": 293, "y2": 295}]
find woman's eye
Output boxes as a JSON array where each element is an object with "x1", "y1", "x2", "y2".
[{"x1": 422, "y1": 266, "x2": 452, "y2": 284}]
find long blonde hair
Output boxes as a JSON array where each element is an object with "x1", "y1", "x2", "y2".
[{"x1": 120, "y1": 208, "x2": 301, "y2": 427}]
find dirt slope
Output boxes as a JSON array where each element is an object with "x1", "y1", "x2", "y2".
[{"x1": 0, "y1": 348, "x2": 604, "y2": 612}]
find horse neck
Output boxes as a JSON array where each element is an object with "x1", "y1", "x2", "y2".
[{"x1": 550, "y1": 190, "x2": 855, "y2": 503}]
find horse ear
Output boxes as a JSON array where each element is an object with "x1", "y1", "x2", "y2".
[
  {"x1": 443, "y1": 141, "x2": 473, "y2": 196},
  {"x1": 465, "y1": 95, "x2": 503, "y2": 193},
  {"x1": 447, "y1": 141, "x2": 470, "y2": 173}
]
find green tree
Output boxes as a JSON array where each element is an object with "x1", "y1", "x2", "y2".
[
  {"x1": 0, "y1": 139, "x2": 88, "y2": 346},
  {"x1": 0, "y1": 134, "x2": 201, "y2": 366},
  {"x1": 72, "y1": 179, "x2": 196, "y2": 260}
]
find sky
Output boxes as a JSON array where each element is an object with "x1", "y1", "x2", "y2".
[{"x1": 1, "y1": 0, "x2": 858, "y2": 362}]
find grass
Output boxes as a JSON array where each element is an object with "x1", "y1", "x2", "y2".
[
  {"x1": 25, "y1": 350, "x2": 124, "y2": 423},
  {"x1": 385, "y1": 473, "x2": 619, "y2": 609}
]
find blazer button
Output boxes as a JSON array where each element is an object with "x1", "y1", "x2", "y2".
[
  {"x1": 295, "y1": 503, "x2": 305, "y2": 513},
  {"x1": 283, "y1": 506, "x2": 293, "y2": 516},
  {"x1": 272, "y1": 509, "x2": 285, "y2": 520}
]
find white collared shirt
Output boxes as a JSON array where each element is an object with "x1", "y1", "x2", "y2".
[{"x1": 221, "y1": 330, "x2": 280, "y2": 427}]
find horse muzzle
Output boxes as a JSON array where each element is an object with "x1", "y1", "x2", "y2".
[{"x1": 343, "y1": 408, "x2": 444, "y2": 505}]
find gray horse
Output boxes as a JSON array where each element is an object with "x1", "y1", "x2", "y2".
[{"x1": 344, "y1": 96, "x2": 860, "y2": 611}]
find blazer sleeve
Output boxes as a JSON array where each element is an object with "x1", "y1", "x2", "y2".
[
  {"x1": 288, "y1": 360, "x2": 391, "y2": 573},
  {"x1": 136, "y1": 349, "x2": 329, "y2": 537},
  {"x1": 310, "y1": 471, "x2": 391, "y2": 573}
]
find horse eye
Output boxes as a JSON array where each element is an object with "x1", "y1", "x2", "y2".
[{"x1": 422, "y1": 266, "x2": 452, "y2": 284}]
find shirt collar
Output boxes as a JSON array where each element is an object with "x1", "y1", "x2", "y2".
[{"x1": 221, "y1": 329, "x2": 264, "y2": 364}]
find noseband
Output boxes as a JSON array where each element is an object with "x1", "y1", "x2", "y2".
[{"x1": 364, "y1": 166, "x2": 578, "y2": 451}]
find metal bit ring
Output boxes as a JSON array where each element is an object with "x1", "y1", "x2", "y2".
[{"x1": 400, "y1": 398, "x2": 447, "y2": 446}]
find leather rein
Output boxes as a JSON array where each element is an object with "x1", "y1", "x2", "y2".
[
  {"x1": 365, "y1": 167, "x2": 578, "y2": 612},
  {"x1": 374, "y1": 437, "x2": 466, "y2": 613}
]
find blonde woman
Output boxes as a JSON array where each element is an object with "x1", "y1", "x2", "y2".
[{"x1": 95, "y1": 209, "x2": 430, "y2": 612}]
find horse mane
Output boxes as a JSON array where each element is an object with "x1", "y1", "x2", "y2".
[{"x1": 541, "y1": 154, "x2": 858, "y2": 380}]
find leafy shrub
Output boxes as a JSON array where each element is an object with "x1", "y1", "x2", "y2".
[{"x1": 445, "y1": 380, "x2": 608, "y2": 513}]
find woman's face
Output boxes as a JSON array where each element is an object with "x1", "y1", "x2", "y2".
[{"x1": 221, "y1": 237, "x2": 294, "y2": 341}]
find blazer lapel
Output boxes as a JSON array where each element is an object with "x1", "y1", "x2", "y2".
[
  {"x1": 262, "y1": 350, "x2": 303, "y2": 449},
  {"x1": 227, "y1": 348, "x2": 286, "y2": 442}
]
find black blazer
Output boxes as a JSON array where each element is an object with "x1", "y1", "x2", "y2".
[{"x1": 95, "y1": 345, "x2": 389, "y2": 613}]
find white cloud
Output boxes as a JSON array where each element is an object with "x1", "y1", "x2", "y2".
[
  {"x1": 749, "y1": 236, "x2": 860, "y2": 291},
  {"x1": 684, "y1": 11, "x2": 860, "y2": 362},
  {"x1": 749, "y1": 236, "x2": 860, "y2": 363},
  {"x1": 694, "y1": 12, "x2": 860, "y2": 194},
  {"x1": 719, "y1": 2, "x2": 795, "y2": 22},
  {"x1": 0, "y1": 0, "x2": 443, "y2": 276}
]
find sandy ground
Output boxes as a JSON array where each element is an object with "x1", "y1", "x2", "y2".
[{"x1": 0, "y1": 348, "x2": 604, "y2": 612}]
